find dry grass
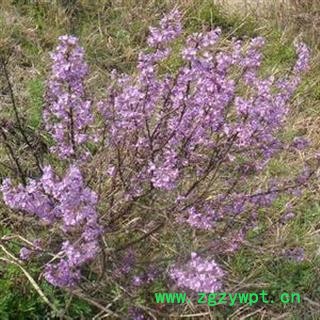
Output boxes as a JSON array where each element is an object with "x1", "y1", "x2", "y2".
[
  {"x1": 0, "y1": 0, "x2": 320, "y2": 319},
  {"x1": 219, "y1": 0, "x2": 320, "y2": 47}
]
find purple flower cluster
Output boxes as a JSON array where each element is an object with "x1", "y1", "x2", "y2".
[
  {"x1": 169, "y1": 253, "x2": 224, "y2": 293},
  {"x1": 282, "y1": 247, "x2": 305, "y2": 262},
  {"x1": 293, "y1": 42, "x2": 310, "y2": 74},
  {"x1": 1, "y1": 166, "x2": 101, "y2": 287},
  {"x1": 128, "y1": 307, "x2": 149, "y2": 320},
  {"x1": 225, "y1": 228, "x2": 247, "y2": 253},
  {"x1": 185, "y1": 206, "x2": 216, "y2": 230},
  {"x1": 114, "y1": 249, "x2": 136, "y2": 277},
  {"x1": 147, "y1": 9, "x2": 182, "y2": 47},
  {"x1": 131, "y1": 266, "x2": 159, "y2": 287},
  {"x1": 44, "y1": 35, "x2": 93, "y2": 159},
  {"x1": 20, "y1": 239, "x2": 42, "y2": 260},
  {"x1": 20, "y1": 247, "x2": 32, "y2": 260},
  {"x1": 291, "y1": 136, "x2": 309, "y2": 150},
  {"x1": 98, "y1": 10, "x2": 309, "y2": 206}
]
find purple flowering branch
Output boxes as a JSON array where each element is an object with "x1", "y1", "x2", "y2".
[{"x1": 44, "y1": 35, "x2": 93, "y2": 160}]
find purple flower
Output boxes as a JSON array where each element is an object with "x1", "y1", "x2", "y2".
[
  {"x1": 291, "y1": 136, "x2": 309, "y2": 150},
  {"x1": 293, "y1": 42, "x2": 310, "y2": 74},
  {"x1": 169, "y1": 253, "x2": 224, "y2": 293},
  {"x1": 282, "y1": 247, "x2": 305, "y2": 262},
  {"x1": 184, "y1": 207, "x2": 215, "y2": 230},
  {"x1": 1, "y1": 165, "x2": 101, "y2": 288},
  {"x1": 132, "y1": 275, "x2": 144, "y2": 287},
  {"x1": 280, "y1": 212, "x2": 295, "y2": 223},
  {"x1": 20, "y1": 247, "x2": 32, "y2": 261},
  {"x1": 128, "y1": 307, "x2": 149, "y2": 320},
  {"x1": 44, "y1": 35, "x2": 93, "y2": 159},
  {"x1": 118, "y1": 249, "x2": 136, "y2": 275},
  {"x1": 147, "y1": 9, "x2": 182, "y2": 47},
  {"x1": 131, "y1": 266, "x2": 159, "y2": 287},
  {"x1": 225, "y1": 228, "x2": 246, "y2": 253},
  {"x1": 44, "y1": 260, "x2": 81, "y2": 288}
]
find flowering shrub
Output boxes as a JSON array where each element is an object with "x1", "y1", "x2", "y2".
[
  {"x1": 2, "y1": 165, "x2": 101, "y2": 287},
  {"x1": 0, "y1": 8, "x2": 314, "y2": 315},
  {"x1": 44, "y1": 35, "x2": 93, "y2": 160}
]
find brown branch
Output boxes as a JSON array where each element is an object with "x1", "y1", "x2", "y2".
[
  {"x1": 0, "y1": 127, "x2": 26, "y2": 185},
  {"x1": 0, "y1": 56, "x2": 43, "y2": 174}
]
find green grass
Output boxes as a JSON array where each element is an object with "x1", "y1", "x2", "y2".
[
  {"x1": 0, "y1": 264, "x2": 93, "y2": 319},
  {"x1": 1, "y1": 0, "x2": 320, "y2": 319},
  {"x1": 27, "y1": 78, "x2": 44, "y2": 129}
]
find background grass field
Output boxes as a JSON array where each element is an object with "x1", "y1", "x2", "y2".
[{"x1": 0, "y1": 0, "x2": 320, "y2": 319}]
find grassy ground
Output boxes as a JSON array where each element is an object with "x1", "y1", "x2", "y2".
[{"x1": 0, "y1": 0, "x2": 320, "y2": 319}]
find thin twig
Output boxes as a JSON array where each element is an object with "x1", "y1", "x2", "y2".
[{"x1": 0, "y1": 56, "x2": 43, "y2": 173}]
